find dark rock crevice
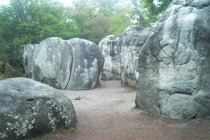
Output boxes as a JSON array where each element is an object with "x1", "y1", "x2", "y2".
[{"x1": 65, "y1": 57, "x2": 74, "y2": 90}]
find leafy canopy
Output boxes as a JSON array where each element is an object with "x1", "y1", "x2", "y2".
[
  {"x1": 131, "y1": 0, "x2": 172, "y2": 27},
  {"x1": 0, "y1": 0, "x2": 173, "y2": 76},
  {"x1": 0, "y1": 0, "x2": 79, "y2": 66}
]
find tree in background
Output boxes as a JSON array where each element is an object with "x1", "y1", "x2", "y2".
[
  {"x1": 93, "y1": 0, "x2": 120, "y2": 16},
  {"x1": 131, "y1": 0, "x2": 149, "y2": 27},
  {"x1": 70, "y1": 0, "x2": 99, "y2": 40},
  {"x1": 70, "y1": 0, "x2": 132, "y2": 43},
  {"x1": 131, "y1": 0, "x2": 172, "y2": 27},
  {"x1": 109, "y1": 5, "x2": 133, "y2": 35},
  {"x1": 84, "y1": 14, "x2": 110, "y2": 43},
  {"x1": 0, "y1": 0, "x2": 79, "y2": 73},
  {"x1": 0, "y1": 0, "x2": 173, "y2": 78}
]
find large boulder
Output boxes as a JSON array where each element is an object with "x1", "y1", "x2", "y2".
[
  {"x1": 135, "y1": 0, "x2": 210, "y2": 119},
  {"x1": 98, "y1": 35, "x2": 121, "y2": 80},
  {"x1": 0, "y1": 78, "x2": 77, "y2": 140},
  {"x1": 119, "y1": 25, "x2": 151, "y2": 87},
  {"x1": 23, "y1": 37, "x2": 104, "y2": 90},
  {"x1": 99, "y1": 26, "x2": 151, "y2": 87}
]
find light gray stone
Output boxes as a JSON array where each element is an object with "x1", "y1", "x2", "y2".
[
  {"x1": 0, "y1": 78, "x2": 77, "y2": 140},
  {"x1": 119, "y1": 25, "x2": 151, "y2": 87},
  {"x1": 98, "y1": 35, "x2": 121, "y2": 80},
  {"x1": 135, "y1": 0, "x2": 210, "y2": 119},
  {"x1": 99, "y1": 26, "x2": 151, "y2": 87},
  {"x1": 23, "y1": 37, "x2": 104, "y2": 90}
]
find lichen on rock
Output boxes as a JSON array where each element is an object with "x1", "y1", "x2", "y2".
[{"x1": 0, "y1": 78, "x2": 77, "y2": 140}]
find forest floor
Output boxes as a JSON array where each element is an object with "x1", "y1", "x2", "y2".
[{"x1": 47, "y1": 80, "x2": 210, "y2": 140}]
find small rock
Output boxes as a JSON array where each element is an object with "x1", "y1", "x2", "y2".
[{"x1": 75, "y1": 97, "x2": 81, "y2": 100}]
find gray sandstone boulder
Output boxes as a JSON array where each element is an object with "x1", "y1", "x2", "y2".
[
  {"x1": 135, "y1": 0, "x2": 210, "y2": 119},
  {"x1": 119, "y1": 25, "x2": 151, "y2": 87},
  {"x1": 0, "y1": 78, "x2": 77, "y2": 140},
  {"x1": 98, "y1": 35, "x2": 121, "y2": 80},
  {"x1": 23, "y1": 37, "x2": 104, "y2": 90},
  {"x1": 99, "y1": 26, "x2": 151, "y2": 87}
]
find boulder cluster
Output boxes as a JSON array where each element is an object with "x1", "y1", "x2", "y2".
[
  {"x1": 99, "y1": 25, "x2": 151, "y2": 87},
  {"x1": 23, "y1": 38, "x2": 104, "y2": 90},
  {"x1": 1, "y1": 1, "x2": 210, "y2": 139},
  {"x1": 99, "y1": 0, "x2": 210, "y2": 119}
]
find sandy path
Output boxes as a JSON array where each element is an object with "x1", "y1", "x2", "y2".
[{"x1": 47, "y1": 80, "x2": 210, "y2": 140}]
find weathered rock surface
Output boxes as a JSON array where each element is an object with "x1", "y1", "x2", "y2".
[
  {"x1": 99, "y1": 35, "x2": 121, "y2": 80},
  {"x1": 135, "y1": 0, "x2": 210, "y2": 119},
  {"x1": 0, "y1": 78, "x2": 77, "y2": 140},
  {"x1": 99, "y1": 26, "x2": 151, "y2": 87},
  {"x1": 119, "y1": 25, "x2": 151, "y2": 87},
  {"x1": 23, "y1": 37, "x2": 104, "y2": 90}
]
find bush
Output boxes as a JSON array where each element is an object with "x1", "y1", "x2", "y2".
[
  {"x1": 0, "y1": 61, "x2": 3, "y2": 73},
  {"x1": 0, "y1": 73, "x2": 5, "y2": 80}
]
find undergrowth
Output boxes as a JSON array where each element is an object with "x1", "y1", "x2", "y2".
[
  {"x1": 26, "y1": 127, "x2": 77, "y2": 140},
  {"x1": 0, "y1": 73, "x2": 5, "y2": 80},
  {"x1": 121, "y1": 83, "x2": 137, "y2": 90}
]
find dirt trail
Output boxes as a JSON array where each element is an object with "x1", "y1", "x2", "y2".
[{"x1": 48, "y1": 80, "x2": 210, "y2": 140}]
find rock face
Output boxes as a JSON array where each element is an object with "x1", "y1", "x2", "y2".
[
  {"x1": 23, "y1": 37, "x2": 104, "y2": 90},
  {"x1": 99, "y1": 26, "x2": 151, "y2": 87},
  {"x1": 99, "y1": 35, "x2": 121, "y2": 80},
  {"x1": 119, "y1": 25, "x2": 151, "y2": 87},
  {"x1": 135, "y1": 0, "x2": 210, "y2": 119},
  {"x1": 0, "y1": 78, "x2": 77, "y2": 140}
]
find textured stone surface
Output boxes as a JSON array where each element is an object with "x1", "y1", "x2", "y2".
[
  {"x1": 99, "y1": 26, "x2": 151, "y2": 87},
  {"x1": 98, "y1": 35, "x2": 121, "y2": 80},
  {"x1": 0, "y1": 78, "x2": 77, "y2": 140},
  {"x1": 135, "y1": 0, "x2": 210, "y2": 119},
  {"x1": 23, "y1": 37, "x2": 104, "y2": 90},
  {"x1": 119, "y1": 25, "x2": 151, "y2": 87}
]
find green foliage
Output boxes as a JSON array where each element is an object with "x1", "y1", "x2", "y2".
[
  {"x1": 0, "y1": 74, "x2": 5, "y2": 80},
  {"x1": 26, "y1": 127, "x2": 77, "y2": 140},
  {"x1": 84, "y1": 14, "x2": 110, "y2": 43},
  {"x1": 0, "y1": 61, "x2": 4, "y2": 73},
  {"x1": 131, "y1": 0, "x2": 172, "y2": 27},
  {"x1": 70, "y1": 0, "x2": 98, "y2": 39},
  {"x1": 142, "y1": 0, "x2": 172, "y2": 22},
  {"x1": 0, "y1": 0, "x2": 80, "y2": 68},
  {"x1": 109, "y1": 6, "x2": 132, "y2": 35},
  {"x1": 70, "y1": 0, "x2": 133, "y2": 43},
  {"x1": 93, "y1": 0, "x2": 120, "y2": 16},
  {"x1": 0, "y1": 61, "x2": 4, "y2": 80},
  {"x1": 131, "y1": 0, "x2": 150, "y2": 27},
  {"x1": 0, "y1": 0, "x2": 173, "y2": 79}
]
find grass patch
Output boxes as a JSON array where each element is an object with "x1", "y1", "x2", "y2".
[
  {"x1": 0, "y1": 73, "x2": 5, "y2": 80},
  {"x1": 26, "y1": 127, "x2": 77, "y2": 140},
  {"x1": 196, "y1": 118, "x2": 210, "y2": 124},
  {"x1": 121, "y1": 83, "x2": 137, "y2": 90}
]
